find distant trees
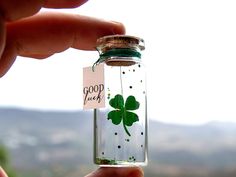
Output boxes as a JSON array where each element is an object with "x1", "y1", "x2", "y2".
[{"x1": 0, "y1": 144, "x2": 16, "y2": 177}]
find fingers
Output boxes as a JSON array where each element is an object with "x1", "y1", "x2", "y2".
[
  {"x1": 0, "y1": 0, "x2": 44, "y2": 21},
  {"x1": 0, "y1": 167, "x2": 8, "y2": 177},
  {"x1": 44, "y1": 0, "x2": 89, "y2": 8},
  {"x1": 0, "y1": 12, "x2": 125, "y2": 77},
  {"x1": 85, "y1": 167, "x2": 144, "y2": 177},
  {"x1": 6, "y1": 12, "x2": 125, "y2": 54},
  {"x1": 0, "y1": 15, "x2": 6, "y2": 55},
  {"x1": 0, "y1": 0, "x2": 88, "y2": 21},
  {"x1": 0, "y1": 42, "x2": 17, "y2": 78}
]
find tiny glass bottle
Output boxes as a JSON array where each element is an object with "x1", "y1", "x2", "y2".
[{"x1": 94, "y1": 35, "x2": 147, "y2": 167}]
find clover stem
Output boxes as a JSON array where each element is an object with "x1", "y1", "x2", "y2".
[
  {"x1": 120, "y1": 67, "x2": 130, "y2": 136},
  {"x1": 123, "y1": 120, "x2": 131, "y2": 136}
]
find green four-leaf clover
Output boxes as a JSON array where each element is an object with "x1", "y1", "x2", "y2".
[{"x1": 108, "y1": 94, "x2": 140, "y2": 136}]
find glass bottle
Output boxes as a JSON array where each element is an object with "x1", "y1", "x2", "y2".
[{"x1": 94, "y1": 35, "x2": 147, "y2": 167}]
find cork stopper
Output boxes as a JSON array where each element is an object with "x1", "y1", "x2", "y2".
[
  {"x1": 96, "y1": 35, "x2": 145, "y2": 52},
  {"x1": 96, "y1": 35, "x2": 145, "y2": 66}
]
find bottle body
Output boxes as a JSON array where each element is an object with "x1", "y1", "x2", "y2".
[{"x1": 94, "y1": 58, "x2": 147, "y2": 166}]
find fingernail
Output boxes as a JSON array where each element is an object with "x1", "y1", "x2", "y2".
[
  {"x1": 0, "y1": 167, "x2": 8, "y2": 177},
  {"x1": 111, "y1": 21, "x2": 126, "y2": 35},
  {"x1": 111, "y1": 20, "x2": 123, "y2": 25}
]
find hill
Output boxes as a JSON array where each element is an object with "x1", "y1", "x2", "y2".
[{"x1": 0, "y1": 108, "x2": 236, "y2": 177}]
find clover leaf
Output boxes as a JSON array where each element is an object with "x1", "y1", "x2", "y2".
[{"x1": 108, "y1": 94, "x2": 139, "y2": 136}]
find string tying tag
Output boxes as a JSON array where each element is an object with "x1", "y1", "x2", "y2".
[{"x1": 92, "y1": 48, "x2": 141, "y2": 72}]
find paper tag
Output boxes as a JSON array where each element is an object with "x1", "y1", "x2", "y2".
[{"x1": 83, "y1": 64, "x2": 105, "y2": 109}]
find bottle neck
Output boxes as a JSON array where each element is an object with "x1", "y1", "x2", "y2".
[
  {"x1": 99, "y1": 48, "x2": 141, "y2": 60},
  {"x1": 93, "y1": 48, "x2": 142, "y2": 69}
]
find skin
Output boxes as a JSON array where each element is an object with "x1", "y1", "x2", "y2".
[
  {"x1": 0, "y1": 166, "x2": 143, "y2": 177},
  {"x1": 0, "y1": 0, "x2": 143, "y2": 177},
  {"x1": 0, "y1": 0, "x2": 125, "y2": 77},
  {"x1": 0, "y1": 167, "x2": 7, "y2": 177}
]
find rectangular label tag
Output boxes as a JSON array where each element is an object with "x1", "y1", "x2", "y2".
[{"x1": 83, "y1": 64, "x2": 105, "y2": 109}]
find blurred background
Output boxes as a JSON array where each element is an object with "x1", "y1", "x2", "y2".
[{"x1": 1, "y1": 0, "x2": 236, "y2": 177}]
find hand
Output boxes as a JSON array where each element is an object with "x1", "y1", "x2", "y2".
[
  {"x1": 0, "y1": 167, "x2": 7, "y2": 177},
  {"x1": 1, "y1": 166, "x2": 144, "y2": 177},
  {"x1": 86, "y1": 167, "x2": 144, "y2": 177},
  {"x1": 0, "y1": 0, "x2": 125, "y2": 77}
]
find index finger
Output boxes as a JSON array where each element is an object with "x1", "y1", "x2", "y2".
[
  {"x1": 44, "y1": 0, "x2": 89, "y2": 8},
  {"x1": 0, "y1": 12, "x2": 125, "y2": 77},
  {"x1": 0, "y1": 0, "x2": 88, "y2": 21}
]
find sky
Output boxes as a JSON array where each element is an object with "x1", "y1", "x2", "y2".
[{"x1": 1, "y1": 0, "x2": 236, "y2": 125}]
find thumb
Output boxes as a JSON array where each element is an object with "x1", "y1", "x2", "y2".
[
  {"x1": 0, "y1": 167, "x2": 8, "y2": 177},
  {"x1": 85, "y1": 167, "x2": 144, "y2": 177}
]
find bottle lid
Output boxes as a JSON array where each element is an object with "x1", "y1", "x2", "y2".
[
  {"x1": 95, "y1": 35, "x2": 145, "y2": 66},
  {"x1": 96, "y1": 35, "x2": 145, "y2": 53}
]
